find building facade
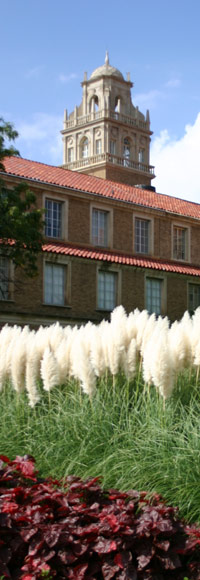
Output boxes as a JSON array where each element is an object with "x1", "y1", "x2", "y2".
[
  {"x1": 61, "y1": 54, "x2": 155, "y2": 187},
  {"x1": 1, "y1": 155, "x2": 200, "y2": 327}
]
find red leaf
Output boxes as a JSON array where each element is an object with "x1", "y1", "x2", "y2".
[
  {"x1": 94, "y1": 537, "x2": 117, "y2": 554},
  {"x1": 68, "y1": 563, "x2": 88, "y2": 579},
  {"x1": 0, "y1": 454, "x2": 10, "y2": 463}
]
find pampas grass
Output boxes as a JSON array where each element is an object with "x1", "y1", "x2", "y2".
[{"x1": 1, "y1": 306, "x2": 200, "y2": 406}]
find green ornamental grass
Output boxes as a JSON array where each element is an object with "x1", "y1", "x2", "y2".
[{"x1": 1, "y1": 367, "x2": 200, "y2": 525}]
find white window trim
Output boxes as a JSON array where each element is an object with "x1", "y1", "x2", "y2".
[
  {"x1": 144, "y1": 272, "x2": 167, "y2": 316},
  {"x1": 43, "y1": 255, "x2": 71, "y2": 307},
  {"x1": 43, "y1": 193, "x2": 68, "y2": 242},
  {"x1": 171, "y1": 221, "x2": 190, "y2": 262},
  {"x1": 90, "y1": 203, "x2": 113, "y2": 249},
  {"x1": 96, "y1": 264, "x2": 122, "y2": 311},
  {"x1": 133, "y1": 213, "x2": 154, "y2": 255}
]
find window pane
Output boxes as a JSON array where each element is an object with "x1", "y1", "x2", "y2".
[
  {"x1": 173, "y1": 227, "x2": 186, "y2": 260},
  {"x1": 135, "y1": 218, "x2": 149, "y2": 253},
  {"x1": 45, "y1": 199, "x2": 62, "y2": 238},
  {"x1": 68, "y1": 148, "x2": 74, "y2": 162},
  {"x1": 98, "y1": 271, "x2": 117, "y2": 310},
  {"x1": 146, "y1": 278, "x2": 162, "y2": 315},
  {"x1": 82, "y1": 138, "x2": 88, "y2": 158},
  {"x1": 96, "y1": 139, "x2": 102, "y2": 155},
  {"x1": 110, "y1": 140, "x2": 116, "y2": 155},
  {"x1": 139, "y1": 149, "x2": 145, "y2": 163},
  {"x1": 92, "y1": 209, "x2": 108, "y2": 247},
  {"x1": 44, "y1": 263, "x2": 65, "y2": 305},
  {"x1": 189, "y1": 284, "x2": 200, "y2": 313},
  {"x1": 0, "y1": 257, "x2": 9, "y2": 300}
]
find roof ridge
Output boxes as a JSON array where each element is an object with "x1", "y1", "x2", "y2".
[{"x1": 2, "y1": 156, "x2": 200, "y2": 217}]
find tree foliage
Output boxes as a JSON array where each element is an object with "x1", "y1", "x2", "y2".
[{"x1": 0, "y1": 118, "x2": 44, "y2": 279}]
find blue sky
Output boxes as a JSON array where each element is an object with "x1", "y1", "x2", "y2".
[{"x1": 1, "y1": 0, "x2": 200, "y2": 202}]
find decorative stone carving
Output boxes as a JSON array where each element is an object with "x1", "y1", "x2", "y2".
[{"x1": 111, "y1": 127, "x2": 118, "y2": 137}]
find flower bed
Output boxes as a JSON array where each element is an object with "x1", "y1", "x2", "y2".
[{"x1": 1, "y1": 455, "x2": 200, "y2": 579}]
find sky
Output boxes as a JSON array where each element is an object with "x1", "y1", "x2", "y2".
[{"x1": 1, "y1": 0, "x2": 200, "y2": 203}]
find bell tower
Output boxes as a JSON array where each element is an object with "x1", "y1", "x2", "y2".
[{"x1": 61, "y1": 53, "x2": 155, "y2": 187}]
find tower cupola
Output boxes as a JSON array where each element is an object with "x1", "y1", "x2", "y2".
[{"x1": 61, "y1": 54, "x2": 155, "y2": 187}]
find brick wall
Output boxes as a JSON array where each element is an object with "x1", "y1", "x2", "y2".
[
  {"x1": 113, "y1": 209, "x2": 133, "y2": 253},
  {"x1": 167, "y1": 275, "x2": 188, "y2": 321},
  {"x1": 68, "y1": 197, "x2": 90, "y2": 244}
]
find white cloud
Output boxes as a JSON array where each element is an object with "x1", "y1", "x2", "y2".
[
  {"x1": 165, "y1": 78, "x2": 181, "y2": 88},
  {"x1": 16, "y1": 113, "x2": 63, "y2": 165},
  {"x1": 25, "y1": 66, "x2": 44, "y2": 79},
  {"x1": 58, "y1": 73, "x2": 77, "y2": 83},
  {"x1": 151, "y1": 112, "x2": 200, "y2": 203}
]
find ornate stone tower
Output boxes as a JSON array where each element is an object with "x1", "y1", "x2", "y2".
[{"x1": 61, "y1": 53, "x2": 155, "y2": 187}]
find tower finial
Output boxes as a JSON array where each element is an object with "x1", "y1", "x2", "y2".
[{"x1": 105, "y1": 51, "x2": 109, "y2": 66}]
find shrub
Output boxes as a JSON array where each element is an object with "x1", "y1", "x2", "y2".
[{"x1": 1, "y1": 455, "x2": 200, "y2": 579}]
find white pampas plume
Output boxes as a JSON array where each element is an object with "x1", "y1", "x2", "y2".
[
  {"x1": 126, "y1": 309, "x2": 140, "y2": 342},
  {"x1": 25, "y1": 336, "x2": 41, "y2": 407},
  {"x1": 150, "y1": 329, "x2": 174, "y2": 400},
  {"x1": 191, "y1": 307, "x2": 200, "y2": 368},
  {"x1": 135, "y1": 310, "x2": 150, "y2": 352},
  {"x1": 48, "y1": 322, "x2": 65, "y2": 353},
  {"x1": 54, "y1": 336, "x2": 72, "y2": 384},
  {"x1": 106, "y1": 324, "x2": 121, "y2": 376},
  {"x1": 98, "y1": 320, "x2": 110, "y2": 370},
  {"x1": 140, "y1": 313, "x2": 156, "y2": 357},
  {"x1": 40, "y1": 346, "x2": 60, "y2": 392},
  {"x1": 142, "y1": 316, "x2": 170, "y2": 390},
  {"x1": 11, "y1": 326, "x2": 30, "y2": 393},
  {"x1": 4, "y1": 326, "x2": 22, "y2": 387},
  {"x1": 71, "y1": 329, "x2": 96, "y2": 397},
  {"x1": 169, "y1": 313, "x2": 192, "y2": 375},
  {"x1": 0, "y1": 325, "x2": 16, "y2": 391},
  {"x1": 103, "y1": 306, "x2": 129, "y2": 378},
  {"x1": 122, "y1": 337, "x2": 137, "y2": 379},
  {"x1": 90, "y1": 325, "x2": 106, "y2": 377}
]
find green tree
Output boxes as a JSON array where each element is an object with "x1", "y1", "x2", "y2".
[{"x1": 0, "y1": 118, "x2": 44, "y2": 294}]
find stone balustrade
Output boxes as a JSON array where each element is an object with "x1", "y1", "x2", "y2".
[
  {"x1": 62, "y1": 110, "x2": 149, "y2": 131},
  {"x1": 65, "y1": 152, "x2": 155, "y2": 175}
]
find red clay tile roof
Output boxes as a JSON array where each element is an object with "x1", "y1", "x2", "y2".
[
  {"x1": 43, "y1": 242, "x2": 200, "y2": 277},
  {"x1": 2, "y1": 156, "x2": 200, "y2": 220}
]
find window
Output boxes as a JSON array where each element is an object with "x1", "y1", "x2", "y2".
[
  {"x1": 135, "y1": 218, "x2": 150, "y2": 254},
  {"x1": 146, "y1": 278, "x2": 162, "y2": 315},
  {"x1": 96, "y1": 139, "x2": 102, "y2": 155},
  {"x1": 123, "y1": 137, "x2": 130, "y2": 166},
  {"x1": 68, "y1": 148, "x2": 74, "y2": 162},
  {"x1": 138, "y1": 149, "x2": 145, "y2": 164},
  {"x1": 173, "y1": 226, "x2": 187, "y2": 260},
  {"x1": 188, "y1": 284, "x2": 200, "y2": 313},
  {"x1": 110, "y1": 140, "x2": 116, "y2": 155},
  {"x1": 81, "y1": 137, "x2": 89, "y2": 159},
  {"x1": 92, "y1": 209, "x2": 108, "y2": 247},
  {"x1": 0, "y1": 256, "x2": 9, "y2": 300},
  {"x1": 98, "y1": 271, "x2": 117, "y2": 310},
  {"x1": 44, "y1": 263, "x2": 66, "y2": 306},
  {"x1": 45, "y1": 199, "x2": 62, "y2": 238}
]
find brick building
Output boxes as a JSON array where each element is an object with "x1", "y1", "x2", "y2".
[
  {"x1": 1, "y1": 155, "x2": 200, "y2": 327},
  {"x1": 1, "y1": 56, "x2": 200, "y2": 326}
]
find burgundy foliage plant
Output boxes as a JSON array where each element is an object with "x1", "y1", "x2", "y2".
[{"x1": 0, "y1": 454, "x2": 200, "y2": 579}]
